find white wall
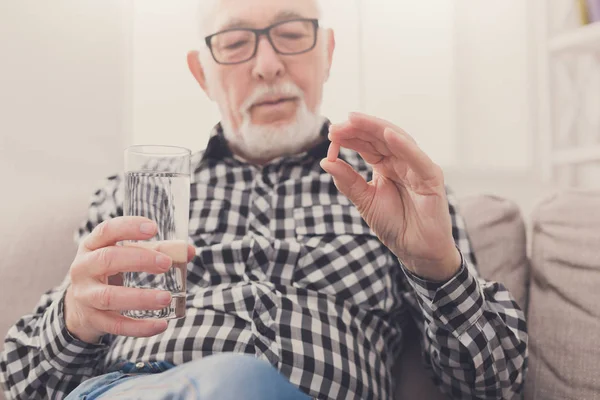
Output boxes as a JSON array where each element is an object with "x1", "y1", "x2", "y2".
[
  {"x1": 454, "y1": 0, "x2": 534, "y2": 171},
  {"x1": 319, "y1": 0, "x2": 362, "y2": 124},
  {"x1": 0, "y1": 0, "x2": 130, "y2": 185},
  {"x1": 361, "y1": 0, "x2": 456, "y2": 166}
]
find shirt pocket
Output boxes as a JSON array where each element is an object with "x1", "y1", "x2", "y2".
[
  {"x1": 293, "y1": 204, "x2": 393, "y2": 311},
  {"x1": 190, "y1": 198, "x2": 246, "y2": 246}
]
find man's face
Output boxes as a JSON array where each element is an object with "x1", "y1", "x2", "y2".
[{"x1": 189, "y1": 0, "x2": 335, "y2": 162}]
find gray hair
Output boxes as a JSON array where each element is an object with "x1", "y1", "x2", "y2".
[{"x1": 197, "y1": 0, "x2": 325, "y2": 38}]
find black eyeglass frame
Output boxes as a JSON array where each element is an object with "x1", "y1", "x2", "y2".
[{"x1": 204, "y1": 18, "x2": 320, "y2": 65}]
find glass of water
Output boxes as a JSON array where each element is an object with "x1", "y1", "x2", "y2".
[{"x1": 123, "y1": 145, "x2": 191, "y2": 319}]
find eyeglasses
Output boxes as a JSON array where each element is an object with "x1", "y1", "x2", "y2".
[{"x1": 205, "y1": 18, "x2": 319, "y2": 65}]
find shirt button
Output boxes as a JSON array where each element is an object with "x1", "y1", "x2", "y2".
[{"x1": 135, "y1": 362, "x2": 145, "y2": 369}]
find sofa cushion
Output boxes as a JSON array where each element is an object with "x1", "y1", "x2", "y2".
[
  {"x1": 458, "y1": 195, "x2": 530, "y2": 310},
  {"x1": 394, "y1": 195, "x2": 530, "y2": 399},
  {"x1": 526, "y1": 190, "x2": 600, "y2": 400}
]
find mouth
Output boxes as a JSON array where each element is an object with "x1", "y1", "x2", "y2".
[{"x1": 251, "y1": 96, "x2": 298, "y2": 109}]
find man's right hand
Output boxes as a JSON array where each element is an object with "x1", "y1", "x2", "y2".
[{"x1": 64, "y1": 217, "x2": 195, "y2": 344}]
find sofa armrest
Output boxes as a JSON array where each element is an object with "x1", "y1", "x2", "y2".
[
  {"x1": 458, "y1": 195, "x2": 530, "y2": 310},
  {"x1": 526, "y1": 190, "x2": 600, "y2": 400}
]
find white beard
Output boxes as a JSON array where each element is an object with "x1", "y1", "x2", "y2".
[{"x1": 220, "y1": 82, "x2": 324, "y2": 162}]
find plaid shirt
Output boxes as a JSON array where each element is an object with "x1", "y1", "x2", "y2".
[{"x1": 1, "y1": 123, "x2": 527, "y2": 399}]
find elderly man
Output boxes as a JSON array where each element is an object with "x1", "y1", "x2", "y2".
[{"x1": 0, "y1": 0, "x2": 527, "y2": 399}]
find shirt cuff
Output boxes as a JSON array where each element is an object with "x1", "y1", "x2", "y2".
[
  {"x1": 39, "y1": 289, "x2": 108, "y2": 375},
  {"x1": 401, "y1": 250, "x2": 484, "y2": 335}
]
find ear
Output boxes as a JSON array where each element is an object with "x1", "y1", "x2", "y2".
[
  {"x1": 187, "y1": 50, "x2": 213, "y2": 99},
  {"x1": 324, "y1": 29, "x2": 336, "y2": 82}
]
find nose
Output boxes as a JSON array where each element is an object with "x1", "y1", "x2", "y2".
[{"x1": 252, "y1": 36, "x2": 285, "y2": 82}]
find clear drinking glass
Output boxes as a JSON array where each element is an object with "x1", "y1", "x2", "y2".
[{"x1": 123, "y1": 145, "x2": 191, "y2": 319}]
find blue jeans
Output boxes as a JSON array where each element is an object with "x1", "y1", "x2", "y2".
[{"x1": 66, "y1": 353, "x2": 311, "y2": 400}]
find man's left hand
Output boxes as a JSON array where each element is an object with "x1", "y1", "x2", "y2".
[{"x1": 321, "y1": 112, "x2": 461, "y2": 282}]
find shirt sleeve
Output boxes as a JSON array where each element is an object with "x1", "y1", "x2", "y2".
[
  {"x1": 0, "y1": 175, "x2": 124, "y2": 400},
  {"x1": 400, "y1": 188, "x2": 528, "y2": 399}
]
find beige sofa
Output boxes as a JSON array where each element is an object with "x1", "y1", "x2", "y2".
[{"x1": 1, "y1": 190, "x2": 599, "y2": 400}]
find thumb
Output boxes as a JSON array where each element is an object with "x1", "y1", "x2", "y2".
[{"x1": 320, "y1": 158, "x2": 373, "y2": 210}]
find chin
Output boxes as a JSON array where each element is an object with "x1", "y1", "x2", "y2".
[
  {"x1": 255, "y1": 119, "x2": 296, "y2": 129},
  {"x1": 222, "y1": 103, "x2": 324, "y2": 162}
]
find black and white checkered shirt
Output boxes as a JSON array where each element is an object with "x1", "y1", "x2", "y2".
[{"x1": 1, "y1": 123, "x2": 527, "y2": 399}]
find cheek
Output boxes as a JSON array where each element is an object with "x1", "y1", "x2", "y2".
[
  {"x1": 290, "y1": 63, "x2": 325, "y2": 112},
  {"x1": 215, "y1": 70, "x2": 249, "y2": 129}
]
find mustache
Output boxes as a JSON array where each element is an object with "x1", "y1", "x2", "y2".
[{"x1": 240, "y1": 82, "x2": 305, "y2": 114}]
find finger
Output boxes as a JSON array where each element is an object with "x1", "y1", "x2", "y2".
[
  {"x1": 348, "y1": 112, "x2": 417, "y2": 144},
  {"x1": 327, "y1": 142, "x2": 340, "y2": 162},
  {"x1": 124, "y1": 240, "x2": 190, "y2": 264},
  {"x1": 320, "y1": 158, "x2": 374, "y2": 210},
  {"x1": 329, "y1": 122, "x2": 380, "y2": 144},
  {"x1": 74, "y1": 246, "x2": 172, "y2": 278},
  {"x1": 83, "y1": 284, "x2": 173, "y2": 311},
  {"x1": 383, "y1": 128, "x2": 440, "y2": 181},
  {"x1": 329, "y1": 126, "x2": 394, "y2": 158},
  {"x1": 88, "y1": 309, "x2": 168, "y2": 337},
  {"x1": 187, "y1": 244, "x2": 196, "y2": 262},
  {"x1": 82, "y1": 217, "x2": 157, "y2": 252}
]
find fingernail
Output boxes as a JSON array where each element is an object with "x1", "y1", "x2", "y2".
[
  {"x1": 140, "y1": 223, "x2": 155, "y2": 234},
  {"x1": 156, "y1": 292, "x2": 171, "y2": 305},
  {"x1": 156, "y1": 254, "x2": 171, "y2": 269}
]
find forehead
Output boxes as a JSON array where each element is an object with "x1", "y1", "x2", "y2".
[{"x1": 204, "y1": 0, "x2": 320, "y2": 33}]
